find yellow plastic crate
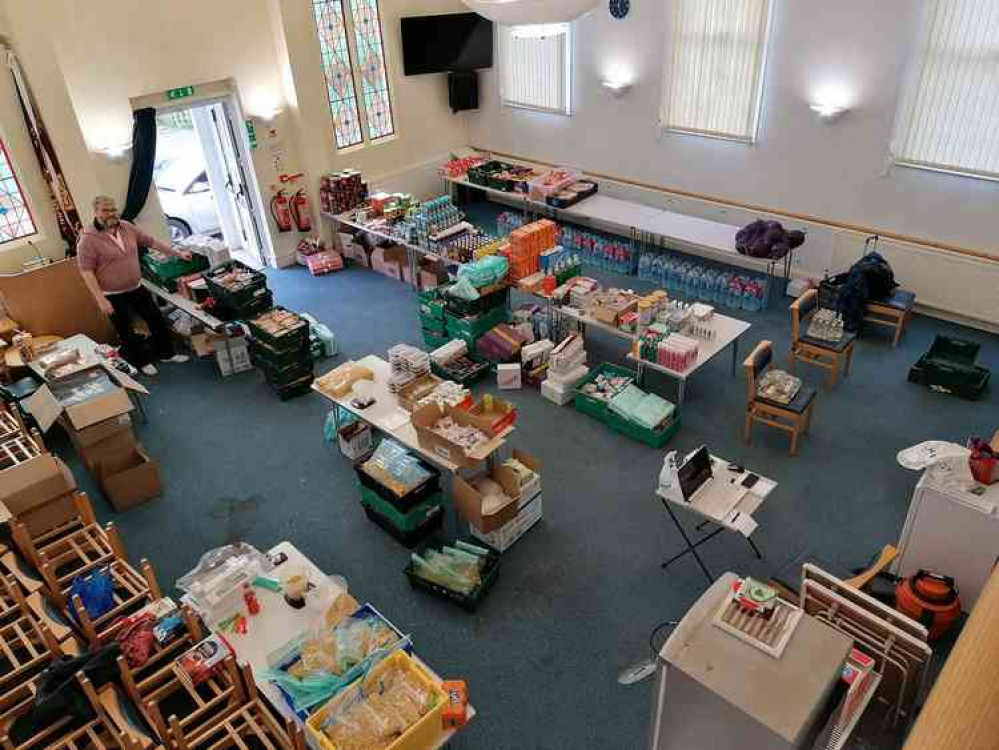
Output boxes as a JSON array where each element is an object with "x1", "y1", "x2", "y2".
[{"x1": 306, "y1": 651, "x2": 446, "y2": 750}]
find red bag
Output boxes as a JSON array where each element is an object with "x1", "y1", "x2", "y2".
[{"x1": 968, "y1": 437, "x2": 998, "y2": 485}]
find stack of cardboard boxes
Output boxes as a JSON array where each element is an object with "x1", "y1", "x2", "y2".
[{"x1": 504, "y1": 220, "x2": 557, "y2": 282}]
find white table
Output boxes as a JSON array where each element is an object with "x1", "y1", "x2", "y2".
[
  {"x1": 191, "y1": 541, "x2": 474, "y2": 750},
  {"x1": 656, "y1": 452, "x2": 776, "y2": 582},
  {"x1": 445, "y1": 173, "x2": 794, "y2": 285},
  {"x1": 141, "y1": 279, "x2": 226, "y2": 331},
  {"x1": 312, "y1": 354, "x2": 512, "y2": 473},
  {"x1": 550, "y1": 303, "x2": 750, "y2": 406}
]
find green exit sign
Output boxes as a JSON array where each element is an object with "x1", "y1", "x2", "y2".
[
  {"x1": 245, "y1": 120, "x2": 258, "y2": 149},
  {"x1": 166, "y1": 86, "x2": 195, "y2": 100}
]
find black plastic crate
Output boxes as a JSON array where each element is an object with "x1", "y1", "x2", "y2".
[
  {"x1": 258, "y1": 356, "x2": 314, "y2": 386},
  {"x1": 267, "y1": 372, "x2": 314, "y2": 400},
  {"x1": 431, "y1": 356, "x2": 491, "y2": 386},
  {"x1": 362, "y1": 504, "x2": 443, "y2": 549},
  {"x1": 403, "y1": 537, "x2": 500, "y2": 612},
  {"x1": 443, "y1": 285, "x2": 509, "y2": 317},
  {"x1": 227, "y1": 290, "x2": 274, "y2": 320},
  {"x1": 204, "y1": 260, "x2": 269, "y2": 309},
  {"x1": 354, "y1": 455, "x2": 442, "y2": 513},
  {"x1": 908, "y1": 360, "x2": 989, "y2": 400},
  {"x1": 248, "y1": 306, "x2": 310, "y2": 350},
  {"x1": 249, "y1": 336, "x2": 310, "y2": 369}
]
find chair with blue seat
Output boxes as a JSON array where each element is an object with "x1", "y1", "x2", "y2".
[
  {"x1": 744, "y1": 340, "x2": 817, "y2": 456},
  {"x1": 790, "y1": 289, "x2": 856, "y2": 388},
  {"x1": 864, "y1": 288, "x2": 916, "y2": 347}
]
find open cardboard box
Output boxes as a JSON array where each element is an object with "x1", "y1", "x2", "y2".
[
  {"x1": 98, "y1": 442, "x2": 162, "y2": 511},
  {"x1": 24, "y1": 363, "x2": 143, "y2": 434},
  {"x1": 453, "y1": 448, "x2": 542, "y2": 533},
  {"x1": 78, "y1": 429, "x2": 139, "y2": 476},
  {"x1": 411, "y1": 402, "x2": 508, "y2": 470},
  {"x1": 466, "y1": 395, "x2": 517, "y2": 435},
  {"x1": 64, "y1": 413, "x2": 132, "y2": 451}
]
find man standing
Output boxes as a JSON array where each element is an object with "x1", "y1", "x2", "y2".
[{"x1": 78, "y1": 195, "x2": 191, "y2": 376}]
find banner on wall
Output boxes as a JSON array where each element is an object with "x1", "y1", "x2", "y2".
[{"x1": 4, "y1": 47, "x2": 83, "y2": 255}]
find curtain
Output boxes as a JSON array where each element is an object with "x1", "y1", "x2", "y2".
[
  {"x1": 659, "y1": 0, "x2": 772, "y2": 143},
  {"x1": 500, "y1": 24, "x2": 572, "y2": 115},
  {"x1": 891, "y1": 0, "x2": 999, "y2": 179},
  {"x1": 6, "y1": 46, "x2": 83, "y2": 254},
  {"x1": 121, "y1": 108, "x2": 157, "y2": 223}
]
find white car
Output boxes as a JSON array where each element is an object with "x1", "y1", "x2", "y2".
[{"x1": 155, "y1": 139, "x2": 222, "y2": 241}]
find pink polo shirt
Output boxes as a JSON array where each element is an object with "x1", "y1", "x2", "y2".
[{"x1": 76, "y1": 221, "x2": 157, "y2": 294}]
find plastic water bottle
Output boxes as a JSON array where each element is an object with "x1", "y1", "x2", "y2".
[{"x1": 638, "y1": 253, "x2": 650, "y2": 280}]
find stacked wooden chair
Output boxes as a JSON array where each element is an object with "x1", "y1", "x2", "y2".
[{"x1": 11, "y1": 492, "x2": 162, "y2": 647}]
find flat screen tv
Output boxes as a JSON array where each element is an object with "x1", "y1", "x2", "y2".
[{"x1": 401, "y1": 13, "x2": 493, "y2": 76}]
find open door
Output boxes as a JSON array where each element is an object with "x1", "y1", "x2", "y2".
[{"x1": 208, "y1": 101, "x2": 265, "y2": 265}]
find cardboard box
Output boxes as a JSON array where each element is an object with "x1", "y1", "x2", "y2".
[
  {"x1": 213, "y1": 336, "x2": 252, "y2": 377},
  {"x1": 0, "y1": 454, "x2": 78, "y2": 532},
  {"x1": 64, "y1": 413, "x2": 132, "y2": 450},
  {"x1": 470, "y1": 494, "x2": 543, "y2": 552},
  {"x1": 98, "y1": 442, "x2": 162, "y2": 511},
  {"x1": 410, "y1": 403, "x2": 507, "y2": 470},
  {"x1": 497, "y1": 364, "x2": 522, "y2": 390},
  {"x1": 338, "y1": 421, "x2": 373, "y2": 461},
  {"x1": 78, "y1": 429, "x2": 138, "y2": 476},
  {"x1": 18, "y1": 490, "x2": 82, "y2": 538},
  {"x1": 452, "y1": 449, "x2": 541, "y2": 533}
]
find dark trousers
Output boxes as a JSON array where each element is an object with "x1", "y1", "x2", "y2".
[{"x1": 107, "y1": 286, "x2": 174, "y2": 367}]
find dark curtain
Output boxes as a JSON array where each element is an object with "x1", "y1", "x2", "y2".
[{"x1": 120, "y1": 107, "x2": 157, "y2": 222}]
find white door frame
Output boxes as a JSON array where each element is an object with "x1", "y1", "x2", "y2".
[{"x1": 130, "y1": 79, "x2": 274, "y2": 266}]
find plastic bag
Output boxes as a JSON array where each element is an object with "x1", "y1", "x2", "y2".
[
  {"x1": 756, "y1": 369, "x2": 802, "y2": 405},
  {"x1": 69, "y1": 568, "x2": 114, "y2": 623},
  {"x1": 457, "y1": 255, "x2": 509, "y2": 288},
  {"x1": 448, "y1": 276, "x2": 480, "y2": 301}
]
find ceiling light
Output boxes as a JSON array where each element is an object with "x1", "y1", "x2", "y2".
[
  {"x1": 601, "y1": 79, "x2": 632, "y2": 97},
  {"x1": 462, "y1": 0, "x2": 599, "y2": 25},
  {"x1": 809, "y1": 101, "x2": 848, "y2": 122}
]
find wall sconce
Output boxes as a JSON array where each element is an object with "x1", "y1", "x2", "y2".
[
  {"x1": 810, "y1": 101, "x2": 849, "y2": 122},
  {"x1": 601, "y1": 79, "x2": 632, "y2": 97}
]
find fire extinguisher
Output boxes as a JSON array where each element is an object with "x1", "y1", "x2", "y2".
[
  {"x1": 270, "y1": 190, "x2": 292, "y2": 233},
  {"x1": 290, "y1": 189, "x2": 312, "y2": 232}
]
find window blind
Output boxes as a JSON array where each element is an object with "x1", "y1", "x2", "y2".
[
  {"x1": 500, "y1": 24, "x2": 572, "y2": 115},
  {"x1": 892, "y1": 0, "x2": 999, "y2": 180},
  {"x1": 660, "y1": 0, "x2": 772, "y2": 143}
]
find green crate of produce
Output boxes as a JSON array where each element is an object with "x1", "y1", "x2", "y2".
[
  {"x1": 422, "y1": 329, "x2": 450, "y2": 350},
  {"x1": 443, "y1": 285, "x2": 509, "y2": 317},
  {"x1": 572, "y1": 363, "x2": 637, "y2": 421},
  {"x1": 204, "y1": 260, "x2": 269, "y2": 311},
  {"x1": 359, "y1": 485, "x2": 444, "y2": 534},
  {"x1": 418, "y1": 290, "x2": 446, "y2": 320},
  {"x1": 248, "y1": 306, "x2": 310, "y2": 351},
  {"x1": 419, "y1": 313, "x2": 447, "y2": 336},
  {"x1": 140, "y1": 252, "x2": 209, "y2": 291},
  {"x1": 445, "y1": 305, "x2": 508, "y2": 340},
  {"x1": 605, "y1": 409, "x2": 682, "y2": 448}
]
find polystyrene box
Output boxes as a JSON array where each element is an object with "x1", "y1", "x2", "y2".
[{"x1": 497, "y1": 363, "x2": 522, "y2": 390}]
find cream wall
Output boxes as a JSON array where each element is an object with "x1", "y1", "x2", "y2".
[
  {"x1": 0, "y1": 0, "x2": 470, "y2": 269},
  {"x1": 468, "y1": 0, "x2": 999, "y2": 257}
]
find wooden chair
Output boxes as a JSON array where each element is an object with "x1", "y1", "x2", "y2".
[
  {"x1": 141, "y1": 655, "x2": 247, "y2": 749},
  {"x1": 789, "y1": 289, "x2": 856, "y2": 387},
  {"x1": 744, "y1": 340, "x2": 817, "y2": 456},
  {"x1": 864, "y1": 288, "x2": 916, "y2": 347},
  {"x1": 11, "y1": 492, "x2": 114, "y2": 571},
  {"x1": 169, "y1": 662, "x2": 305, "y2": 750}
]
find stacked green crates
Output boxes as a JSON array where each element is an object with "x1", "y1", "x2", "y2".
[
  {"x1": 247, "y1": 307, "x2": 314, "y2": 400},
  {"x1": 203, "y1": 260, "x2": 272, "y2": 320},
  {"x1": 139, "y1": 252, "x2": 209, "y2": 292},
  {"x1": 354, "y1": 453, "x2": 444, "y2": 547},
  {"x1": 418, "y1": 289, "x2": 448, "y2": 349}
]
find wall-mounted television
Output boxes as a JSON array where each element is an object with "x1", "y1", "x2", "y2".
[{"x1": 401, "y1": 13, "x2": 493, "y2": 76}]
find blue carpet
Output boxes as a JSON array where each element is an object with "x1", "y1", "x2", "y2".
[{"x1": 51, "y1": 232, "x2": 995, "y2": 749}]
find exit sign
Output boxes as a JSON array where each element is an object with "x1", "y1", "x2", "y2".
[
  {"x1": 246, "y1": 120, "x2": 258, "y2": 149},
  {"x1": 166, "y1": 86, "x2": 195, "y2": 100}
]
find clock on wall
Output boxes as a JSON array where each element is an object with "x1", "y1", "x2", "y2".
[{"x1": 609, "y1": 0, "x2": 630, "y2": 19}]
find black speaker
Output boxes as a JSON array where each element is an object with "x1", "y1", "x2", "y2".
[{"x1": 447, "y1": 71, "x2": 479, "y2": 113}]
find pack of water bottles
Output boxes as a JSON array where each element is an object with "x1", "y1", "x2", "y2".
[
  {"x1": 637, "y1": 252, "x2": 766, "y2": 312},
  {"x1": 557, "y1": 226, "x2": 636, "y2": 275}
]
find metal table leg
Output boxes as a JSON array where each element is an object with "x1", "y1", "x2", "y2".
[
  {"x1": 661, "y1": 502, "x2": 713, "y2": 582},
  {"x1": 676, "y1": 378, "x2": 685, "y2": 407},
  {"x1": 747, "y1": 535, "x2": 763, "y2": 559},
  {"x1": 731, "y1": 336, "x2": 741, "y2": 376}
]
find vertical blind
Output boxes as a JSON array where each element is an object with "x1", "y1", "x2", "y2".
[
  {"x1": 892, "y1": 0, "x2": 999, "y2": 179},
  {"x1": 660, "y1": 0, "x2": 772, "y2": 142},
  {"x1": 500, "y1": 24, "x2": 572, "y2": 115}
]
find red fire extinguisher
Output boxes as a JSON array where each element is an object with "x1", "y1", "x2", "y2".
[
  {"x1": 270, "y1": 190, "x2": 292, "y2": 233},
  {"x1": 290, "y1": 189, "x2": 312, "y2": 232}
]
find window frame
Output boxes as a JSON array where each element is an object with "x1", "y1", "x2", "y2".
[
  {"x1": 0, "y1": 129, "x2": 39, "y2": 249},
  {"x1": 499, "y1": 23, "x2": 574, "y2": 117},
  {"x1": 890, "y1": 0, "x2": 999, "y2": 183},
  {"x1": 659, "y1": 0, "x2": 774, "y2": 145},
  {"x1": 312, "y1": 0, "x2": 396, "y2": 152}
]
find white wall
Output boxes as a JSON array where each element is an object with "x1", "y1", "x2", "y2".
[{"x1": 468, "y1": 0, "x2": 999, "y2": 257}]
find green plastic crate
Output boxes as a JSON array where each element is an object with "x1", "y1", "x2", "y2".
[
  {"x1": 572, "y1": 363, "x2": 637, "y2": 420},
  {"x1": 418, "y1": 290, "x2": 446, "y2": 320},
  {"x1": 445, "y1": 305, "x2": 508, "y2": 340},
  {"x1": 419, "y1": 313, "x2": 446, "y2": 336},
  {"x1": 140, "y1": 253, "x2": 209, "y2": 291},
  {"x1": 359, "y1": 485, "x2": 444, "y2": 534},
  {"x1": 422, "y1": 329, "x2": 451, "y2": 350},
  {"x1": 605, "y1": 409, "x2": 682, "y2": 448},
  {"x1": 443, "y1": 285, "x2": 509, "y2": 317}
]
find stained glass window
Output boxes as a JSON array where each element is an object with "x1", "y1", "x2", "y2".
[
  {"x1": 313, "y1": 0, "x2": 395, "y2": 150},
  {"x1": 0, "y1": 137, "x2": 36, "y2": 245},
  {"x1": 348, "y1": 0, "x2": 395, "y2": 141}
]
